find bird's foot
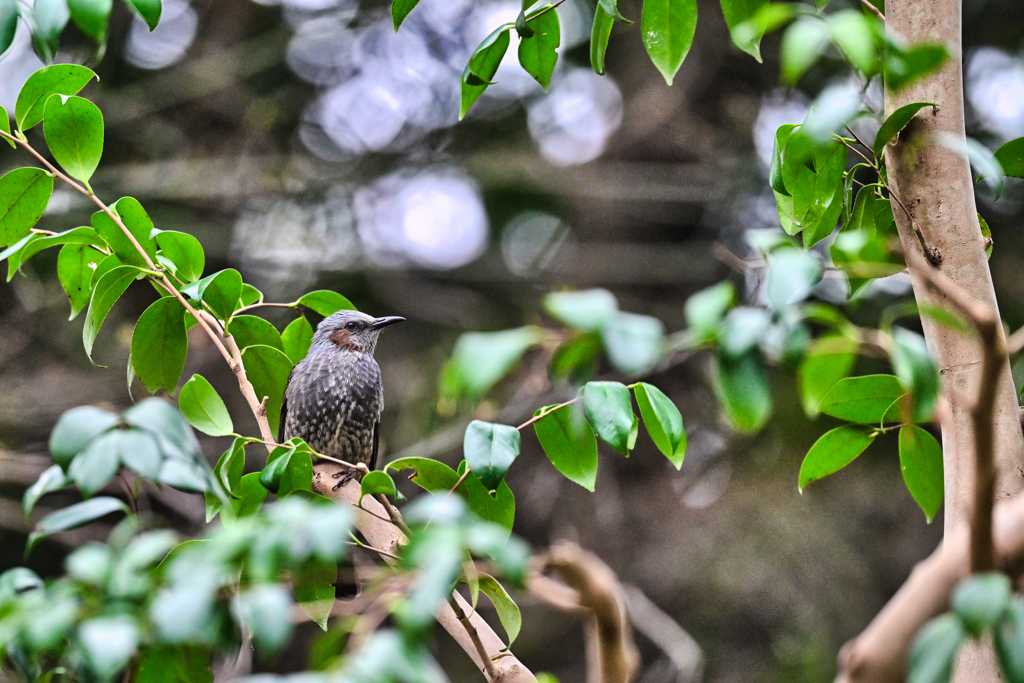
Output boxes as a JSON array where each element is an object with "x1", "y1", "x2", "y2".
[{"x1": 331, "y1": 467, "x2": 360, "y2": 491}]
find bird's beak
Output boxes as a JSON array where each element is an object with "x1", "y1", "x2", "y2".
[{"x1": 370, "y1": 316, "x2": 405, "y2": 330}]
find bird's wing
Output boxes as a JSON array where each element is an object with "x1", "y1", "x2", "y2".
[
  {"x1": 370, "y1": 422, "x2": 380, "y2": 471},
  {"x1": 277, "y1": 367, "x2": 295, "y2": 445}
]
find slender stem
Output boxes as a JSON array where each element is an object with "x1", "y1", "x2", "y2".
[
  {"x1": 346, "y1": 539, "x2": 401, "y2": 561},
  {"x1": 844, "y1": 125, "x2": 874, "y2": 155},
  {"x1": 449, "y1": 595, "x2": 500, "y2": 681},
  {"x1": 355, "y1": 503, "x2": 396, "y2": 525},
  {"x1": 447, "y1": 469, "x2": 471, "y2": 497},
  {"x1": 516, "y1": 396, "x2": 581, "y2": 431},
  {"x1": 375, "y1": 494, "x2": 412, "y2": 536},
  {"x1": 839, "y1": 137, "x2": 877, "y2": 168},
  {"x1": 858, "y1": 0, "x2": 885, "y2": 22},
  {"x1": 524, "y1": 0, "x2": 568, "y2": 23}
]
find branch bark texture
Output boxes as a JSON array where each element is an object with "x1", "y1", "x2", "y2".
[{"x1": 313, "y1": 463, "x2": 537, "y2": 683}]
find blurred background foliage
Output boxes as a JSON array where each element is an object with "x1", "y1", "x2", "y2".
[{"x1": 2, "y1": 0, "x2": 1024, "y2": 680}]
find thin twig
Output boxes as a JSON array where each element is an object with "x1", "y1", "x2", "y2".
[
  {"x1": 857, "y1": 0, "x2": 885, "y2": 22},
  {"x1": 447, "y1": 469, "x2": 471, "y2": 497},
  {"x1": 376, "y1": 494, "x2": 412, "y2": 536},
  {"x1": 844, "y1": 126, "x2": 874, "y2": 154},
  {"x1": 355, "y1": 504, "x2": 396, "y2": 525},
  {"x1": 516, "y1": 397, "x2": 581, "y2": 431},
  {"x1": 346, "y1": 540, "x2": 401, "y2": 561},
  {"x1": 449, "y1": 595, "x2": 500, "y2": 682}
]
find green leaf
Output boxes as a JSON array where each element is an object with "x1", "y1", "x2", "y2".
[
  {"x1": 456, "y1": 462, "x2": 516, "y2": 532},
  {"x1": 443, "y1": 327, "x2": 541, "y2": 400},
  {"x1": 91, "y1": 197, "x2": 158, "y2": 268},
  {"x1": 84, "y1": 265, "x2": 142, "y2": 360},
  {"x1": 597, "y1": 0, "x2": 630, "y2": 23},
  {"x1": 828, "y1": 9, "x2": 876, "y2": 74},
  {"x1": 549, "y1": 333, "x2": 602, "y2": 384},
  {"x1": 601, "y1": 311, "x2": 664, "y2": 375},
  {"x1": 4, "y1": 226, "x2": 104, "y2": 281},
  {"x1": 123, "y1": 397, "x2": 203, "y2": 465},
  {"x1": 58, "y1": 244, "x2": 104, "y2": 319},
  {"x1": 817, "y1": 374, "x2": 905, "y2": 424},
  {"x1": 460, "y1": 25, "x2": 512, "y2": 119},
  {"x1": 0, "y1": 167, "x2": 54, "y2": 247},
  {"x1": 634, "y1": 382, "x2": 686, "y2": 467},
  {"x1": 544, "y1": 288, "x2": 618, "y2": 332},
  {"x1": 30, "y1": 0, "x2": 70, "y2": 62},
  {"x1": 43, "y1": 94, "x2": 103, "y2": 183},
  {"x1": 67, "y1": 0, "x2": 112, "y2": 44},
  {"x1": 798, "y1": 425, "x2": 875, "y2": 491},
  {"x1": 28, "y1": 497, "x2": 130, "y2": 551},
  {"x1": 241, "y1": 345, "x2": 293, "y2": 436},
  {"x1": 15, "y1": 63, "x2": 97, "y2": 130},
  {"x1": 79, "y1": 616, "x2": 138, "y2": 680},
  {"x1": 780, "y1": 18, "x2": 829, "y2": 85},
  {"x1": 178, "y1": 374, "x2": 233, "y2": 436},
  {"x1": 0, "y1": 0, "x2": 17, "y2": 56},
  {"x1": 719, "y1": 307, "x2": 770, "y2": 357},
  {"x1": 360, "y1": 471, "x2": 397, "y2": 500},
  {"x1": 952, "y1": 573, "x2": 1012, "y2": 637},
  {"x1": 0, "y1": 104, "x2": 13, "y2": 148},
  {"x1": 798, "y1": 335, "x2": 857, "y2": 417},
  {"x1": 282, "y1": 316, "x2": 314, "y2": 364},
  {"x1": 478, "y1": 573, "x2": 521, "y2": 645},
  {"x1": 391, "y1": 0, "x2": 419, "y2": 30},
  {"x1": 132, "y1": 296, "x2": 188, "y2": 394},
  {"x1": 290, "y1": 290, "x2": 355, "y2": 316},
  {"x1": 227, "y1": 315, "x2": 284, "y2": 352},
  {"x1": 386, "y1": 457, "x2": 460, "y2": 491},
  {"x1": 534, "y1": 405, "x2": 598, "y2": 491},
  {"x1": 908, "y1": 614, "x2": 964, "y2": 683},
  {"x1": 874, "y1": 102, "x2": 934, "y2": 158},
  {"x1": 464, "y1": 420, "x2": 521, "y2": 491},
  {"x1": 259, "y1": 445, "x2": 312, "y2": 497},
  {"x1": 214, "y1": 438, "x2": 246, "y2": 496},
  {"x1": 221, "y1": 472, "x2": 267, "y2": 523},
  {"x1": 49, "y1": 405, "x2": 119, "y2": 469},
  {"x1": 884, "y1": 40, "x2": 947, "y2": 92},
  {"x1": 181, "y1": 268, "x2": 242, "y2": 321},
  {"x1": 293, "y1": 558, "x2": 336, "y2": 631},
  {"x1": 117, "y1": 429, "x2": 163, "y2": 479},
  {"x1": 641, "y1": 0, "x2": 696, "y2": 85},
  {"x1": 155, "y1": 231, "x2": 204, "y2": 282},
  {"x1": 978, "y1": 213, "x2": 993, "y2": 260},
  {"x1": 720, "y1": 0, "x2": 770, "y2": 61},
  {"x1": 583, "y1": 381, "x2": 635, "y2": 456},
  {"x1": 125, "y1": 0, "x2": 160, "y2": 29},
  {"x1": 713, "y1": 351, "x2": 771, "y2": 433},
  {"x1": 23, "y1": 464, "x2": 72, "y2": 519},
  {"x1": 995, "y1": 599, "x2": 1024, "y2": 683},
  {"x1": 518, "y1": 7, "x2": 559, "y2": 90},
  {"x1": 994, "y1": 137, "x2": 1024, "y2": 179},
  {"x1": 590, "y1": 4, "x2": 615, "y2": 75},
  {"x1": 898, "y1": 425, "x2": 943, "y2": 523},
  {"x1": 68, "y1": 429, "x2": 126, "y2": 496},
  {"x1": 240, "y1": 283, "x2": 263, "y2": 307},
  {"x1": 891, "y1": 328, "x2": 939, "y2": 423},
  {"x1": 765, "y1": 248, "x2": 822, "y2": 308},
  {"x1": 136, "y1": 646, "x2": 213, "y2": 683},
  {"x1": 684, "y1": 281, "x2": 734, "y2": 339}
]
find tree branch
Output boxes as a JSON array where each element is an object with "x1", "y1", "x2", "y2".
[{"x1": 449, "y1": 595, "x2": 500, "y2": 681}]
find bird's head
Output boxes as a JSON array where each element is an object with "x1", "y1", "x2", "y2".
[{"x1": 312, "y1": 310, "x2": 404, "y2": 355}]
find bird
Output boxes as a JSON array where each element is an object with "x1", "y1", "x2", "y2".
[{"x1": 278, "y1": 310, "x2": 404, "y2": 490}]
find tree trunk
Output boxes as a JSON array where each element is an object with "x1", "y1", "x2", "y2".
[{"x1": 885, "y1": 0, "x2": 1024, "y2": 678}]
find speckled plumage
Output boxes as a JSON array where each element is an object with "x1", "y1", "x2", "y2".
[{"x1": 279, "y1": 310, "x2": 402, "y2": 473}]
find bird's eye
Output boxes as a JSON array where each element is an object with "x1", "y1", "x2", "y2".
[{"x1": 346, "y1": 322, "x2": 358, "y2": 331}]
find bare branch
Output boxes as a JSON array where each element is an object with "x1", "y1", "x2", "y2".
[{"x1": 449, "y1": 594, "x2": 500, "y2": 681}]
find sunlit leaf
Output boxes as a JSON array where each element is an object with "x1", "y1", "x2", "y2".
[
  {"x1": 243, "y1": 344, "x2": 294, "y2": 437},
  {"x1": 817, "y1": 374, "x2": 905, "y2": 424},
  {"x1": 290, "y1": 290, "x2": 355, "y2": 317},
  {"x1": 282, "y1": 316, "x2": 314, "y2": 364},
  {"x1": 460, "y1": 25, "x2": 512, "y2": 119},
  {"x1": 43, "y1": 94, "x2": 103, "y2": 182},
  {"x1": 227, "y1": 314, "x2": 284, "y2": 352},
  {"x1": 155, "y1": 231, "x2": 204, "y2": 282},
  {"x1": 125, "y1": 0, "x2": 160, "y2": 29},
  {"x1": 178, "y1": 374, "x2": 233, "y2": 436},
  {"x1": 641, "y1": 0, "x2": 696, "y2": 85},
  {"x1": 478, "y1": 573, "x2": 521, "y2": 644},
  {"x1": 591, "y1": 4, "x2": 615, "y2": 75},
  {"x1": 583, "y1": 381, "x2": 635, "y2": 456},
  {"x1": 67, "y1": 0, "x2": 112, "y2": 45},
  {"x1": 15, "y1": 63, "x2": 96, "y2": 130},
  {"x1": 0, "y1": 168, "x2": 53, "y2": 247},
  {"x1": 633, "y1": 382, "x2": 685, "y2": 466},
  {"x1": 874, "y1": 102, "x2": 935, "y2": 158},
  {"x1": 360, "y1": 471, "x2": 397, "y2": 500}
]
